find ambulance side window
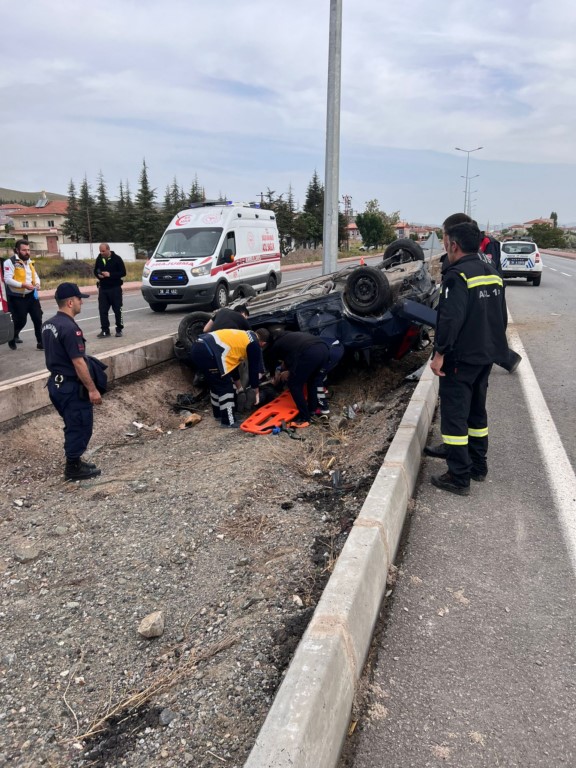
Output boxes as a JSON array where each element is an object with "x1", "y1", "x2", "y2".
[{"x1": 218, "y1": 233, "x2": 236, "y2": 264}]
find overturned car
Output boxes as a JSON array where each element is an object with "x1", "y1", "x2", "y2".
[{"x1": 174, "y1": 239, "x2": 439, "y2": 365}]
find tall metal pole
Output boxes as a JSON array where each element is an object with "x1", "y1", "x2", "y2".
[
  {"x1": 322, "y1": 0, "x2": 342, "y2": 274},
  {"x1": 455, "y1": 146, "x2": 482, "y2": 215}
]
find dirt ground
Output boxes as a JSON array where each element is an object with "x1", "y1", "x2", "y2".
[{"x1": 0, "y1": 349, "x2": 429, "y2": 768}]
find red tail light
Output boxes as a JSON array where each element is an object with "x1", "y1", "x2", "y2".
[{"x1": 535, "y1": 252, "x2": 541, "y2": 263}]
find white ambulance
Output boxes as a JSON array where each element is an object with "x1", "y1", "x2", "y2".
[{"x1": 141, "y1": 201, "x2": 282, "y2": 312}]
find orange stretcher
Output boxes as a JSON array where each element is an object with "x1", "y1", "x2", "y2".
[{"x1": 240, "y1": 390, "x2": 301, "y2": 434}]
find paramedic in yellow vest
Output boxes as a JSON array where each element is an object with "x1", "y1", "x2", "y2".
[{"x1": 3, "y1": 239, "x2": 43, "y2": 351}]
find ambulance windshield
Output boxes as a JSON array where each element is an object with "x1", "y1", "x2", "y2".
[{"x1": 154, "y1": 228, "x2": 223, "y2": 260}]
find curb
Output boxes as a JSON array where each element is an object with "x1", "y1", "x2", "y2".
[
  {"x1": 244, "y1": 362, "x2": 439, "y2": 768},
  {"x1": 0, "y1": 335, "x2": 175, "y2": 424}
]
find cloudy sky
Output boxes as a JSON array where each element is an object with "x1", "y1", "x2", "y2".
[{"x1": 2, "y1": 0, "x2": 575, "y2": 227}]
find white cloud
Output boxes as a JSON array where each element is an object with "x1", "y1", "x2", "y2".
[{"x1": 1, "y1": 0, "x2": 575, "y2": 223}]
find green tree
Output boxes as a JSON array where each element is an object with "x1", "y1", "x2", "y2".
[
  {"x1": 113, "y1": 181, "x2": 132, "y2": 241},
  {"x1": 63, "y1": 179, "x2": 81, "y2": 242},
  {"x1": 92, "y1": 171, "x2": 113, "y2": 242},
  {"x1": 133, "y1": 160, "x2": 162, "y2": 253},
  {"x1": 550, "y1": 211, "x2": 558, "y2": 228},
  {"x1": 355, "y1": 212, "x2": 386, "y2": 247},
  {"x1": 527, "y1": 223, "x2": 566, "y2": 248},
  {"x1": 77, "y1": 176, "x2": 95, "y2": 242},
  {"x1": 356, "y1": 200, "x2": 398, "y2": 246},
  {"x1": 303, "y1": 171, "x2": 324, "y2": 246},
  {"x1": 188, "y1": 175, "x2": 205, "y2": 205}
]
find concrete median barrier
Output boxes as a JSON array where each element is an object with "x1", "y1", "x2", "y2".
[
  {"x1": 0, "y1": 334, "x2": 176, "y2": 424},
  {"x1": 245, "y1": 363, "x2": 439, "y2": 768}
]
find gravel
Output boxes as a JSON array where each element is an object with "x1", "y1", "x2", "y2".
[{"x1": 0, "y1": 351, "x2": 428, "y2": 767}]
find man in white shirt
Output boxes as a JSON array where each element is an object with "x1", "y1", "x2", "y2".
[{"x1": 3, "y1": 239, "x2": 43, "y2": 350}]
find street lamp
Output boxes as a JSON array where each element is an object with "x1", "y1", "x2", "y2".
[{"x1": 455, "y1": 146, "x2": 483, "y2": 214}]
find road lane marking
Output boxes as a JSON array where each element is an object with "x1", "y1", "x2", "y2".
[
  {"x1": 560, "y1": 272, "x2": 572, "y2": 277},
  {"x1": 508, "y1": 317, "x2": 576, "y2": 575}
]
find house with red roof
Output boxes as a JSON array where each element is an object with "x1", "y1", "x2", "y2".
[{"x1": 9, "y1": 196, "x2": 69, "y2": 254}]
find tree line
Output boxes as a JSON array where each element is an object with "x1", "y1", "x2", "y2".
[{"x1": 61, "y1": 162, "x2": 395, "y2": 253}]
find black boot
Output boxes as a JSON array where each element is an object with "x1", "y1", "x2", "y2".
[
  {"x1": 424, "y1": 442, "x2": 448, "y2": 458},
  {"x1": 65, "y1": 459, "x2": 101, "y2": 481}
]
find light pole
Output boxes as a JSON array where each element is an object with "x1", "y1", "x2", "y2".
[
  {"x1": 455, "y1": 146, "x2": 482, "y2": 215},
  {"x1": 466, "y1": 175, "x2": 479, "y2": 217}
]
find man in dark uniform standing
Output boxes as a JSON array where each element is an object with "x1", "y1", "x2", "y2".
[
  {"x1": 42, "y1": 283, "x2": 103, "y2": 480},
  {"x1": 94, "y1": 243, "x2": 126, "y2": 338},
  {"x1": 429, "y1": 221, "x2": 509, "y2": 495}
]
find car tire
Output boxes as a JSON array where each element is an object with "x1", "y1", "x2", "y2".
[
  {"x1": 265, "y1": 273, "x2": 278, "y2": 292},
  {"x1": 344, "y1": 266, "x2": 392, "y2": 315},
  {"x1": 149, "y1": 302, "x2": 167, "y2": 313},
  {"x1": 532, "y1": 274, "x2": 542, "y2": 286},
  {"x1": 211, "y1": 282, "x2": 228, "y2": 309},
  {"x1": 177, "y1": 311, "x2": 212, "y2": 356},
  {"x1": 231, "y1": 283, "x2": 257, "y2": 301},
  {"x1": 381, "y1": 238, "x2": 425, "y2": 268}
]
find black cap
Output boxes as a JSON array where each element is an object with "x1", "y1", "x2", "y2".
[{"x1": 55, "y1": 282, "x2": 90, "y2": 300}]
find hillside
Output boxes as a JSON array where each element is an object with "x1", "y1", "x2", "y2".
[{"x1": 0, "y1": 187, "x2": 67, "y2": 204}]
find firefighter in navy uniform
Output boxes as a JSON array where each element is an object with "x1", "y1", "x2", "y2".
[
  {"x1": 42, "y1": 283, "x2": 103, "y2": 481},
  {"x1": 429, "y1": 221, "x2": 509, "y2": 495}
]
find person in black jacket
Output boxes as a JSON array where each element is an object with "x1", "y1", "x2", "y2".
[
  {"x1": 94, "y1": 243, "x2": 126, "y2": 338},
  {"x1": 203, "y1": 305, "x2": 250, "y2": 333},
  {"x1": 429, "y1": 221, "x2": 508, "y2": 495},
  {"x1": 260, "y1": 330, "x2": 344, "y2": 426}
]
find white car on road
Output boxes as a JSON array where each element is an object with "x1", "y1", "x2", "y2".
[{"x1": 501, "y1": 240, "x2": 543, "y2": 286}]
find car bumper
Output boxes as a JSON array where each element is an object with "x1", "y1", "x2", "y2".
[{"x1": 141, "y1": 283, "x2": 217, "y2": 306}]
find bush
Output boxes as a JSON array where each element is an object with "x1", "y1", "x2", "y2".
[{"x1": 42, "y1": 259, "x2": 94, "y2": 279}]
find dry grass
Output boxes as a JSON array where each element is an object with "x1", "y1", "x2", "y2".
[{"x1": 71, "y1": 636, "x2": 236, "y2": 743}]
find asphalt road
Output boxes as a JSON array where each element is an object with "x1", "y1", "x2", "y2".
[
  {"x1": 0, "y1": 256, "x2": 385, "y2": 384},
  {"x1": 504, "y1": 251, "x2": 576, "y2": 468},
  {"x1": 341, "y1": 251, "x2": 576, "y2": 768}
]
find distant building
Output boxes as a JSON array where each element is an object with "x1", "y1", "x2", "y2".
[
  {"x1": 346, "y1": 221, "x2": 361, "y2": 242},
  {"x1": 9, "y1": 196, "x2": 69, "y2": 254},
  {"x1": 523, "y1": 218, "x2": 553, "y2": 228}
]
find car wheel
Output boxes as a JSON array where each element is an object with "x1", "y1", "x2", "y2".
[
  {"x1": 231, "y1": 283, "x2": 257, "y2": 301},
  {"x1": 177, "y1": 311, "x2": 212, "y2": 356},
  {"x1": 265, "y1": 273, "x2": 278, "y2": 292},
  {"x1": 532, "y1": 274, "x2": 542, "y2": 286},
  {"x1": 211, "y1": 283, "x2": 228, "y2": 309},
  {"x1": 344, "y1": 266, "x2": 392, "y2": 315},
  {"x1": 381, "y1": 238, "x2": 425, "y2": 268},
  {"x1": 149, "y1": 302, "x2": 167, "y2": 313}
]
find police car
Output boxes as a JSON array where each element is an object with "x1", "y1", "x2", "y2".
[
  {"x1": 501, "y1": 239, "x2": 543, "y2": 286},
  {"x1": 0, "y1": 265, "x2": 15, "y2": 345}
]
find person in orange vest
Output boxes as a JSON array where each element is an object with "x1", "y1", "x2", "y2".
[{"x1": 3, "y1": 239, "x2": 43, "y2": 350}]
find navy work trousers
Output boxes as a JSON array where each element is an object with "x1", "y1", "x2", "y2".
[
  {"x1": 47, "y1": 378, "x2": 94, "y2": 460},
  {"x1": 439, "y1": 361, "x2": 492, "y2": 486},
  {"x1": 98, "y1": 285, "x2": 123, "y2": 333},
  {"x1": 288, "y1": 343, "x2": 331, "y2": 421},
  {"x1": 189, "y1": 342, "x2": 237, "y2": 426}
]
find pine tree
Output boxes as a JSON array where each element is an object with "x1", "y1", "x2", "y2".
[
  {"x1": 303, "y1": 171, "x2": 324, "y2": 246},
  {"x1": 63, "y1": 179, "x2": 81, "y2": 242},
  {"x1": 188, "y1": 175, "x2": 205, "y2": 204},
  {"x1": 133, "y1": 160, "x2": 161, "y2": 253},
  {"x1": 77, "y1": 177, "x2": 95, "y2": 242},
  {"x1": 113, "y1": 181, "x2": 131, "y2": 241},
  {"x1": 92, "y1": 171, "x2": 112, "y2": 242}
]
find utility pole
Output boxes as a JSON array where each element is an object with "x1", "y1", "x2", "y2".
[
  {"x1": 322, "y1": 0, "x2": 342, "y2": 274},
  {"x1": 455, "y1": 146, "x2": 482, "y2": 215}
]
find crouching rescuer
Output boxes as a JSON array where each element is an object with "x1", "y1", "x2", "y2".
[
  {"x1": 42, "y1": 283, "x2": 105, "y2": 480},
  {"x1": 188, "y1": 328, "x2": 265, "y2": 428}
]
